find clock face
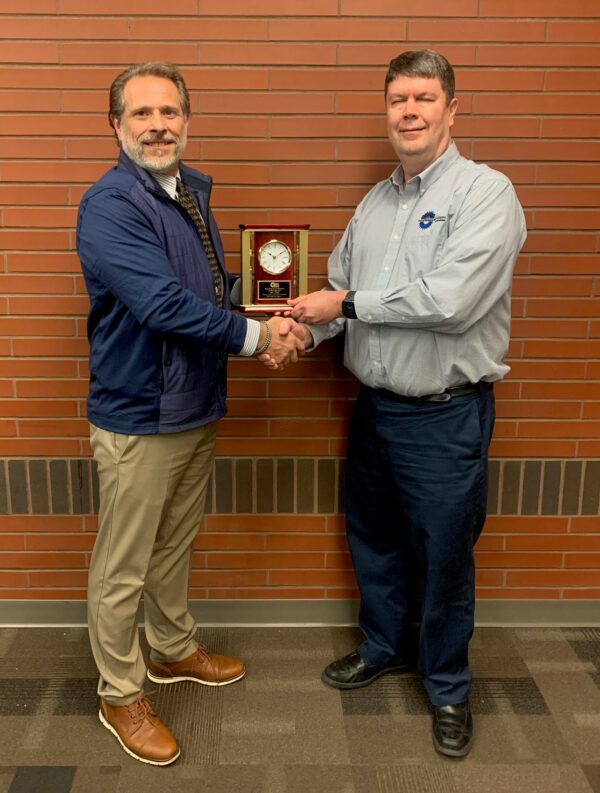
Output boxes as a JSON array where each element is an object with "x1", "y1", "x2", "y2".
[{"x1": 258, "y1": 239, "x2": 292, "y2": 275}]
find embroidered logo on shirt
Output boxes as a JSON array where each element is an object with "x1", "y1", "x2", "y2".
[{"x1": 419, "y1": 211, "x2": 446, "y2": 230}]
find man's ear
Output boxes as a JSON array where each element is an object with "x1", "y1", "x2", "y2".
[
  {"x1": 110, "y1": 116, "x2": 122, "y2": 141},
  {"x1": 448, "y1": 97, "x2": 458, "y2": 128}
]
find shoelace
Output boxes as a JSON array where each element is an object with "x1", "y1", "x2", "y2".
[{"x1": 126, "y1": 692, "x2": 157, "y2": 730}]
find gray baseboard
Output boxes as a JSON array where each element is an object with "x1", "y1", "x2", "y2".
[{"x1": 0, "y1": 599, "x2": 598, "y2": 627}]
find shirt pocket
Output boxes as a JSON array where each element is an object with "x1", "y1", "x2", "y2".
[{"x1": 402, "y1": 222, "x2": 448, "y2": 281}]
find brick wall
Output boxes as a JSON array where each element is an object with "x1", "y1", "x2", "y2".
[{"x1": 0, "y1": 0, "x2": 599, "y2": 603}]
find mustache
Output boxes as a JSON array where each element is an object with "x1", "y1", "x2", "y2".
[{"x1": 140, "y1": 136, "x2": 177, "y2": 144}]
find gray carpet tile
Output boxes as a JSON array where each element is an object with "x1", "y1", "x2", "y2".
[{"x1": 0, "y1": 626, "x2": 597, "y2": 793}]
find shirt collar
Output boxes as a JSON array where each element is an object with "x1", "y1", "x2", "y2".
[
  {"x1": 150, "y1": 171, "x2": 179, "y2": 200},
  {"x1": 390, "y1": 141, "x2": 460, "y2": 194}
]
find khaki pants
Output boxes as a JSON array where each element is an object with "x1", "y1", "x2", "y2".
[{"x1": 88, "y1": 422, "x2": 216, "y2": 705}]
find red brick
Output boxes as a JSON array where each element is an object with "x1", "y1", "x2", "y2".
[
  {"x1": 205, "y1": 515, "x2": 327, "y2": 533},
  {"x1": 3, "y1": 208, "x2": 77, "y2": 229},
  {"x1": 525, "y1": 303, "x2": 600, "y2": 320},
  {"x1": 513, "y1": 278, "x2": 592, "y2": 298},
  {"x1": 271, "y1": 18, "x2": 407, "y2": 41},
  {"x1": 62, "y1": 0, "x2": 196, "y2": 10},
  {"x1": 7, "y1": 253, "x2": 80, "y2": 273},
  {"x1": 0, "y1": 231, "x2": 71, "y2": 251},
  {"x1": 200, "y1": 43, "x2": 337, "y2": 66},
  {"x1": 478, "y1": 45, "x2": 600, "y2": 67},
  {"x1": 269, "y1": 570, "x2": 356, "y2": 586},
  {"x1": 193, "y1": 534, "x2": 265, "y2": 551},
  {"x1": 511, "y1": 318, "x2": 589, "y2": 337},
  {"x1": 545, "y1": 71, "x2": 600, "y2": 91},
  {"x1": 342, "y1": 0, "x2": 477, "y2": 14},
  {"x1": 489, "y1": 439, "x2": 577, "y2": 457},
  {"x1": 485, "y1": 515, "x2": 569, "y2": 534},
  {"x1": 496, "y1": 401, "x2": 581, "y2": 419},
  {"x1": 265, "y1": 534, "x2": 346, "y2": 552},
  {"x1": 204, "y1": 588, "x2": 327, "y2": 599},
  {"x1": 199, "y1": 0, "x2": 338, "y2": 12},
  {"x1": 25, "y1": 535, "x2": 95, "y2": 551},
  {"x1": 12, "y1": 339, "x2": 88, "y2": 357},
  {"x1": 480, "y1": 0, "x2": 600, "y2": 16},
  {"x1": 474, "y1": 140, "x2": 600, "y2": 162},
  {"x1": 339, "y1": 44, "x2": 476, "y2": 67},
  {"x1": 521, "y1": 382, "x2": 600, "y2": 400},
  {"x1": 0, "y1": 43, "x2": 58, "y2": 63},
  {"x1": 0, "y1": 185, "x2": 69, "y2": 204},
  {"x1": 477, "y1": 588, "x2": 560, "y2": 599},
  {"x1": 530, "y1": 255, "x2": 599, "y2": 274},
  {"x1": 508, "y1": 361, "x2": 587, "y2": 380},
  {"x1": 190, "y1": 571, "x2": 268, "y2": 587},
  {"x1": 0, "y1": 360, "x2": 78, "y2": 378},
  {"x1": 0, "y1": 275, "x2": 75, "y2": 294},
  {"x1": 413, "y1": 19, "x2": 546, "y2": 41},
  {"x1": 519, "y1": 535, "x2": 600, "y2": 552},
  {"x1": 131, "y1": 18, "x2": 267, "y2": 40},
  {"x1": 0, "y1": 318, "x2": 75, "y2": 336},
  {"x1": 476, "y1": 552, "x2": 562, "y2": 568},
  {"x1": 2, "y1": 18, "x2": 128, "y2": 39},
  {"x1": 0, "y1": 400, "x2": 79, "y2": 418},
  {"x1": 204, "y1": 552, "x2": 325, "y2": 570},
  {"x1": 474, "y1": 93, "x2": 593, "y2": 115},
  {"x1": 0, "y1": 439, "x2": 82, "y2": 455},
  {"x1": 0, "y1": 552, "x2": 87, "y2": 569},
  {"x1": 518, "y1": 187, "x2": 600, "y2": 208}
]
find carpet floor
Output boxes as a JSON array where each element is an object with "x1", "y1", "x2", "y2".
[{"x1": 0, "y1": 625, "x2": 599, "y2": 792}]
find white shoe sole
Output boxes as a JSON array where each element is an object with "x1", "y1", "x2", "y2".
[
  {"x1": 146, "y1": 668, "x2": 246, "y2": 686},
  {"x1": 98, "y1": 709, "x2": 180, "y2": 766}
]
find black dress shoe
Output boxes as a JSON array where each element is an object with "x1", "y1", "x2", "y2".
[
  {"x1": 432, "y1": 701, "x2": 473, "y2": 758},
  {"x1": 321, "y1": 650, "x2": 411, "y2": 690}
]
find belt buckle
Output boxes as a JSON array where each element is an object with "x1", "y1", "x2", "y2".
[{"x1": 428, "y1": 392, "x2": 452, "y2": 403}]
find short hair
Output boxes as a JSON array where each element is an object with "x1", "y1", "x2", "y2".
[
  {"x1": 385, "y1": 50, "x2": 455, "y2": 103},
  {"x1": 108, "y1": 62, "x2": 191, "y2": 130}
]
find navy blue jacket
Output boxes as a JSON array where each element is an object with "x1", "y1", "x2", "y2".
[{"x1": 77, "y1": 151, "x2": 248, "y2": 435}]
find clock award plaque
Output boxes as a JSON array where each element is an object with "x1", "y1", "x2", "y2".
[{"x1": 238, "y1": 224, "x2": 309, "y2": 314}]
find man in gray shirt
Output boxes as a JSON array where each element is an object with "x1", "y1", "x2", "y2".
[{"x1": 288, "y1": 50, "x2": 526, "y2": 757}]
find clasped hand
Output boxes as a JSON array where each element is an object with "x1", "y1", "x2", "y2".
[{"x1": 256, "y1": 315, "x2": 312, "y2": 371}]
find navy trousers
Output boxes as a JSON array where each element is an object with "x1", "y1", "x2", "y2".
[{"x1": 346, "y1": 383, "x2": 495, "y2": 707}]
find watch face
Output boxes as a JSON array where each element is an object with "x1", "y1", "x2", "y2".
[{"x1": 258, "y1": 239, "x2": 292, "y2": 275}]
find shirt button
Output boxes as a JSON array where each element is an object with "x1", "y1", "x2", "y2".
[
  {"x1": 401, "y1": 204, "x2": 408, "y2": 209},
  {"x1": 373, "y1": 361, "x2": 380, "y2": 367},
  {"x1": 367, "y1": 314, "x2": 373, "y2": 321},
  {"x1": 384, "y1": 266, "x2": 389, "y2": 271},
  {"x1": 393, "y1": 234, "x2": 399, "y2": 241}
]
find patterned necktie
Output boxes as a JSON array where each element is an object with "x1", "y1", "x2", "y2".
[{"x1": 176, "y1": 177, "x2": 224, "y2": 307}]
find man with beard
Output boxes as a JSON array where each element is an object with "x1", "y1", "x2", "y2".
[{"x1": 77, "y1": 62, "x2": 303, "y2": 765}]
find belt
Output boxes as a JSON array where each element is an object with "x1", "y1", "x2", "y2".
[{"x1": 375, "y1": 381, "x2": 492, "y2": 404}]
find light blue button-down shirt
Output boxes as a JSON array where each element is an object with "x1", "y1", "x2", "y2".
[{"x1": 311, "y1": 143, "x2": 527, "y2": 396}]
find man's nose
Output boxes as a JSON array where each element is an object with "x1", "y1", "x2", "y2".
[
  {"x1": 403, "y1": 97, "x2": 418, "y2": 116},
  {"x1": 149, "y1": 111, "x2": 167, "y2": 130}
]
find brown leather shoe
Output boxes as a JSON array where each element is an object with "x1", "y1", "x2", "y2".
[
  {"x1": 147, "y1": 645, "x2": 245, "y2": 687},
  {"x1": 99, "y1": 694, "x2": 180, "y2": 766}
]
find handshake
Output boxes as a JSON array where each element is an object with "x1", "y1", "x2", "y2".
[
  {"x1": 253, "y1": 315, "x2": 312, "y2": 371},
  {"x1": 252, "y1": 289, "x2": 347, "y2": 371}
]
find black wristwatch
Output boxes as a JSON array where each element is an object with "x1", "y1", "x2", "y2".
[{"x1": 341, "y1": 290, "x2": 357, "y2": 319}]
